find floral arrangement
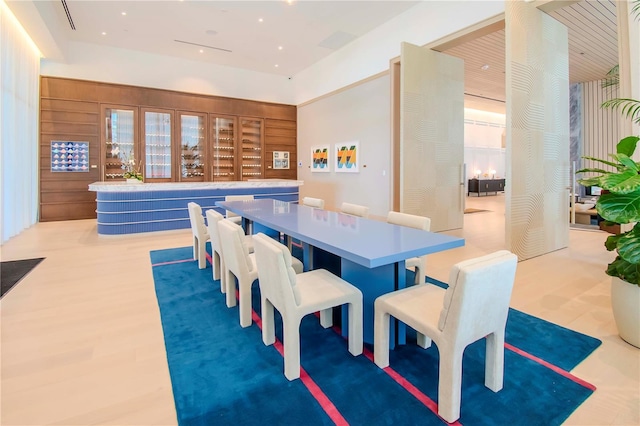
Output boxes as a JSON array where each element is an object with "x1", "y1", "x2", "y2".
[{"x1": 122, "y1": 158, "x2": 143, "y2": 181}]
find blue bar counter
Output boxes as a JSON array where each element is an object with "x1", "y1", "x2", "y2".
[{"x1": 88, "y1": 180, "x2": 303, "y2": 235}]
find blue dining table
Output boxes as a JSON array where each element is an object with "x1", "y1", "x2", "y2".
[{"x1": 216, "y1": 198, "x2": 465, "y2": 346}]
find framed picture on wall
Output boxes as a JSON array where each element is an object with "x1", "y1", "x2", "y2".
[
  {"x1": 335, "y1": 141, "x2": 359, "y2": 173},
  {"x1": 273, "y1": 151, "x2": 290, "y2": 169},
  {"x1": 311, "y1": 145, "x2": 330, "y2": 172}
]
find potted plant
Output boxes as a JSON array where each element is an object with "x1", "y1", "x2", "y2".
[{"x1": 578, "y1": 134, "x2": 639, "y2": 348}]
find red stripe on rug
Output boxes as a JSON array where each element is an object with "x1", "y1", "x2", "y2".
[
  {"x1": 206, "y1": 252, "x2": 213, "y2": 264},
  {"x1": 249, "y1": 309, "x2": 349, "y2": 425},
  {"x1": 152, "y1": 258, "x2": 194, "y2": 267},
  {"x1": 321, "y1": 313, "x2": 455, "y2": 425},
  {"x1": 362, "y1": 347, "x2": 460, "y2": 425},
  {"x1": 504, "y1": 342, "x2": 596, "y2": 391}
]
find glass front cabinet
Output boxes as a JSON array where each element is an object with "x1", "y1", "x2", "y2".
[
  {"x1": 211, "y1": 115, "x2": 237, "y2": 181},
  {"x1": 100, "y1": 109, "x2": 268, "y2": 183},
  {"x1": 142, "y1": 108, "x2": 174, "y2": 182},
  {"x1": 240, "y1": 117, "x2": 264, "y2": 180},
  {"x1": 102, "y1": 105, "x2": 138, "y2": 181},
  {"x1": 178, "y1": 112, "x2": 207, "y2": 182}
]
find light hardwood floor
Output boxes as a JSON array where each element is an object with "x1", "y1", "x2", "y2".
[{"x1": 1, "y1": 195, "x2": 638, "y2": 425}]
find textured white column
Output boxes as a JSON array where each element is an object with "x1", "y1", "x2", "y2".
[{"x1": 505, "y1": 1, "x2": 570, "y2": 260}]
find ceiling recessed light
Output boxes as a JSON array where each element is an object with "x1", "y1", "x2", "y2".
[
  {"x1": 258, "y1": 18, "x2": 264, "y2": 23},
  {"x1": 121, "y1": 11, "x2": 126, "y2": 16},
  {"x1": 206, "y1": 30, "x2": 218, "y2": 36},
  {"x1": 278, "y1": 46, "x2": 283, "y2": 50},
  {"x1": 199, "y1": 49, "x2": 204, "y2": 53},
  {"x1": 275, "y1": 64, "x2": 279, "y2": 68},
  {"x1": 481, "y1": 64, "x2": 490, "y2": 71},
  {"x1": 101, "y1": 31, "x2": 107, "y2": 36}
]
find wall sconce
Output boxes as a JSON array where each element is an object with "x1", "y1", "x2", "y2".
[
  {"x1": 475, "y1": 169, "x2": 481, "y2": 179},
  {"x1": 490, "y1": 169, "x2": 496, "y2": 179}
]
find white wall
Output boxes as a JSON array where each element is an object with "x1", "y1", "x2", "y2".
[
  {"x1": 297, "y1": 74, "x2": 391, "y2": 217},
  {"x1": 464, "y1": 108, "x2": 506, "y2": 180}
]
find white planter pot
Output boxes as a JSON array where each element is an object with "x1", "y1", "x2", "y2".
[
  {"x1": 126, "y1": 179, "x2": 141, "y2": 184},
  {"x1": 611, "y1": 276, "x2": 640, "y2": 348}
]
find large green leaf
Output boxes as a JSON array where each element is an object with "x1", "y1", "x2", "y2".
[
  {"x1": 581, "y1": 156, "x2": 622, "y2": 170},
  {"x1": 616, "y1": 136, "x2": 639, "y2": 157},
  {"x1": 576, "y1": 167, "x2": 614, "y2": 175},
  {"x1": 605, "y1": 233, "x2": 623, "y2": 251},
  {"x1": 606, "y1": 256, "x2": 640, "y2": 285},
  {"x1": 618, "y1": 225, "x2": 640, "y2": 265},
  {"x1": 600, "y1": 169, "x2": 640, "y2": 193},
  {"x1": 578, "y1": 176, "x2": 604, "y2": 187},
  {"x1": 597, "y1": 190, "x2": 640, "y2": 223},
  {"x1": 612, "y1": 153, "x2": 639, "y2": 172}
]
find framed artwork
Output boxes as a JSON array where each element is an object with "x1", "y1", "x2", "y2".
[
  {"x1": 273, "y1": 151, "x2": 289, "y2": 169},
  {"x1": 335, "y1": 141, "x2": 359, "y2": 173},
  {"x1": 311, "y1": 145, "x2": 330, "y2": 172},
  {"x1": 51, "y1": 141, "x2": 89, "y2": 172}
]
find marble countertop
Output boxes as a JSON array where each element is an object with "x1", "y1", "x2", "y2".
[{"x1": 89, "y1": 179, "x2": 304, "y2": 192}]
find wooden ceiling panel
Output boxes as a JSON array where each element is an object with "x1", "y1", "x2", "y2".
[{"x1": 438, "y1": 0, "x2": 618, "y2": 114}]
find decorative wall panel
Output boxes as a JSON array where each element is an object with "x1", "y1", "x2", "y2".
[
  {"x1": 400, "y1": 42, "x2": 464, "y2": 232},
  {"x1": 505, "y1": 2, "x2": 570, "y2": 260}
]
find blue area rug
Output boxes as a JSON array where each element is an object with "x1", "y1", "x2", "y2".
[{"x1": 151, "y1": 246, "x2": 601, "y2": 426}]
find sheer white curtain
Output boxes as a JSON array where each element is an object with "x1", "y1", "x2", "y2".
[{"x1": 1, "y1": 2, "x2": 41, "y2": 243}]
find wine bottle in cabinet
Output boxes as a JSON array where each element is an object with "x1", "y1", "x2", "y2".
[
  {"x1": 142, "y1": 108, "x2": 174, "y2": 182},
  {"x1": 101, "y1": 105, "x2": 138, "y2": 181},
  {"x1": 240, "y1": 117, "x2": 264, "y2": 181},
  {"x1": 211, "y1": 115, "x2": 238, "y2": 181},
  {"x1": 178, "y1": 112, "x2": 207, "y2": 182}
]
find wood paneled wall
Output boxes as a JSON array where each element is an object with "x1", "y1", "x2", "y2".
[{"x1": 39, "y1": 76, "x2": 297, "y2": 222}]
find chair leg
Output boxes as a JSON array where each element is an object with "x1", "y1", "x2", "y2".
[
  {"x1": 319, "y1": 308, "x2": 333, "y2": 328},
  {"x1": 219, "y1": 259, "x2": 226, "y2": 293},
  {"x1": 197, "y1": 239, "x2": 206, "y2": 269},
  {"x1": 414, "y1": 263, "x2": 426, "y2": 286},
  {"x1": 239, "y1": 279, "x2": 254, "y2": 328},
  {"x1": 192, "y1": 235, "x2": 198, "y2": 259},
  {"x1": 347, "y1": 300, "x2": 363, "y2": 356},
  {"x1": 373, "y1": 305, "x2": 391, "y2": 368},
  {"x1": 417, "y1": 332, "x2": 432, "y2": 349},
  {"x1": 225, "y1": 271, "x2": 237, "y2": 308},
  {"x1": 485, "y1": 330, "x2": 505, "y2": 392},
  {"x1": 261, "y1": 297, "x2": 276, "y2": 346},
  {"x1": 283, "y1": 317, "x2": 302, "y2": 380},
  {"x1": 437, "y1": 347, "x2": 464, "y2": 423},
  {"x1": 212, "y1": 250, "x2": 221, "y2": 281}
]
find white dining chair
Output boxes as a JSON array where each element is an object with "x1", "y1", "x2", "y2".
[
  {"x1": 373, "y1": 250, "x2": 518, "y2": 423},
  {"x1": 387, "y1": 211, "x2": 431, "y2": 285},
  {"x1": 253, "y1": 233, "x2": 363, "y2": 380},
  {"x1": 217, "y1": 220, "x2": 302, "y2": 328},
  {"x1": 302, "y1": 197, "x2": 325, "y2": 209},
  {"x1": 206, "y1": 209, "x2": 255, "y2": 293},
  {"x1": 187, "y1": 202, "x2": 210, "y2": 269},
  {"x1": 340, "y1": 202, "x2": 369, "y2": 218}
]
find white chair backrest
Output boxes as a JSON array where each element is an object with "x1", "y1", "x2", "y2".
[
  {"x1": 302, "y1": 197, "x2": 325, "y2": 209},
  {"x1": 439, "y1": 250, "x2": 518, "y2": 344},
  {"x1": 387, "y1": 211, "x2": 431, "y2": 231},
  {"x1": 225, "y1": 195, "x2": 254, "y2": 218},
  {"x1": 205, "y1": 209, "x2": 224, "y2": 251},
  {"x1": 253, "y1": 233, "x2": 301, "y2": 310},
  {"x1": 217, "y1": 219, "x2": 254, "y2": 275},
  {"x1": 188, "y1": 202, "x2": 207, "y2": 238},
  {"x1": 340, "y1": 202, "x2": 369, "y2": 218}
]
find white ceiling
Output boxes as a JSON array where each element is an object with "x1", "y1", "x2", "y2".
[
  {"x1": 8, "y1": 0, "x2": 419, "y2": 77},
  {"x1": 7, "y1": 0, "x2": 619, "y2": 114}
]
